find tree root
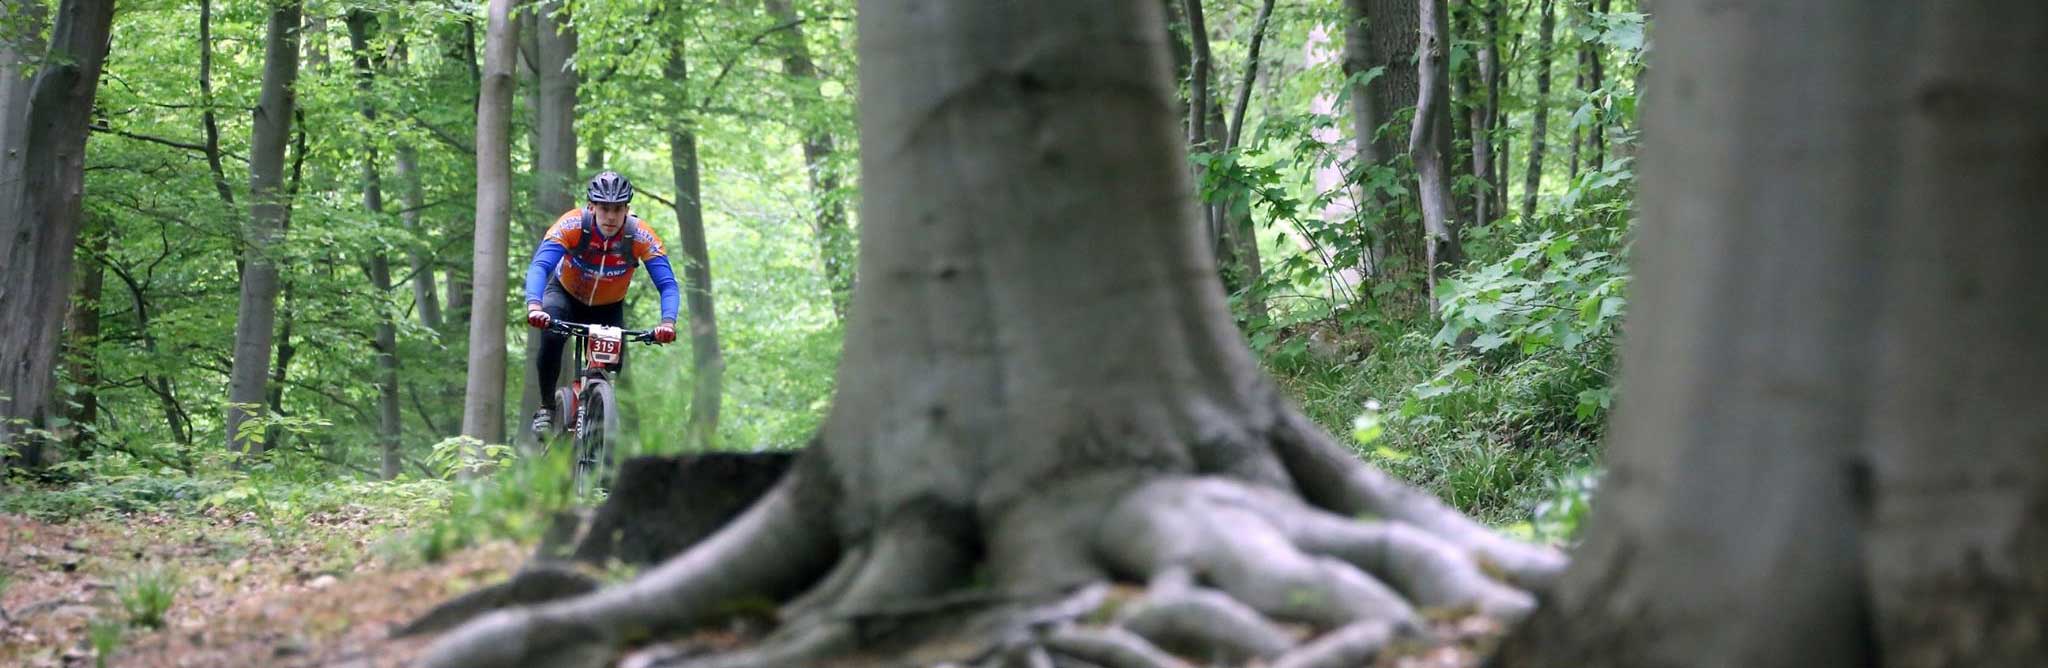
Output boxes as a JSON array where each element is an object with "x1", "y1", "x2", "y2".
[
  {"x1": 1042, "y1": 625, "x2": 1192, "y2": 668},
  {"x1": 418, "y1": 477, "x2": 839, "y2": 668},
  {"x1": 1271, "y1": 409, "x2": 1568, "y2": 588},
  {"x1": 1268, "y1": 619, "x2": 1408, "y2": 668},
  {"x1": 1112, "y1": 583, "x2": 1296, "y2": 663}
]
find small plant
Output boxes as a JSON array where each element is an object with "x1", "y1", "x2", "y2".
[
  {"x1": 89, "y1": 617, "x2": 124, "y2": 668},
  {"x1": 115, "y1": 564, "x2": 182, "y2": 629}
]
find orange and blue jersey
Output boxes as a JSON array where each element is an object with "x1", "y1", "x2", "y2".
[{"x1": 523, "y1": 208, "x2": 682, "y2": 321}]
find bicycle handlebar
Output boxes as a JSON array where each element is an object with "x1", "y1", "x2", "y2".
[{"x1": 547, "y1": 320, "x2": 660, "y2": 343}]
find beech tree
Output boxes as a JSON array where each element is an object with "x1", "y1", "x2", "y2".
[
  {"x1": 460, "y1": 0, "x2": 518, "y2": 446},
  {"x1": 422, "y1": 2, "x2": 1563, "y2": 665},
  {"x1": 1492, "y1": 1, "x2": 2048, "y2": 665},
  {"x1": 224, "y1": 0, "x2": 303, "y2": 451},
  {"x1": 764, "y1": 0, "x2": 855, "y2": 321},
  {"x1": 0, "y1": 0, "x2": 116, "y2": 458},
  {"x1": 1518, "y1": 0, "x2": 1555, "y2": 223},
  {"x1": 665, "y1": 34, "x2": 725, "y2": 450},
  {"x1": 1411, "y1": 0, "x2": 1463, "y2": 309}
]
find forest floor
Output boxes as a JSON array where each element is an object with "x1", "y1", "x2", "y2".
[
  {"x1": 0, "y1": 507, "x2": 1505, "y2": 667},
  {"x1": 0, "y1": 510, "x2": 513, "y2": 667}
]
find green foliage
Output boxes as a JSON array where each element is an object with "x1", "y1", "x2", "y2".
[
  {"x1": 89, "y1": 617, "x2": 124, "y2": 668},
  {"x1": 115, "y1": 564, "x2": 182, "y2": 629}
]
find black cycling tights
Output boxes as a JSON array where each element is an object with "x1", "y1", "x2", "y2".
[{"x1": 536, "y1": 280, "x2": 626, "y2": 412}]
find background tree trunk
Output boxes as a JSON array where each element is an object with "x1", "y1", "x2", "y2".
[
  {"x1": 666, "y1": 44, "x2": 725, "y2": 451},
  {"x1": 1470, "y1": 0, "x2": 1499, "y2": 226},
  {"x1": 763, "y1": 0, "x2": 854, "y2": 321},
  {"x1": 1410, "y1": 0, "x2": 1463, "y2": 312},
  {"x1": 1518, "y1": 0, "x2": 1555, "y2": 222},
  {"x1": 1220, "y1": 0, "x2": 1277, "y2": 323},
  {"x1": 461, "y1": 0, "x2": 518, "y2": 448},
  {"x1": 0, "y1": 1, "x2": 47, "y2": 164},
  {"x1": 62, "y1": 226, "x2": 107, "y2": 454},
  {"x1": 1494, "y1": 2, "x2": 2048, "y2": 666},
  {"x1": 1180, "y1": 0, "x2": 1217, "y2": 250},
  {"x1": 517, "y1": 0, "x2": 578, "y2": 453},
  {"x1": 396, "y1": 144, "x2": 442, "y2": 330},
  {"x1": 0, "y1": 0, "x2": 117, "y2": 457},
  {"x1": 1584, "y1": 0, "x2": 1609, "y2": 173},
  {"x1": 198, "y1": 0, "x2": 234, "y2": 209},
  {"x1": 349, "y1": 11, "x2": 405, "y2": 480},
  {"x1": 225, "y1": 0, "x2": 303, "y2": 452}
]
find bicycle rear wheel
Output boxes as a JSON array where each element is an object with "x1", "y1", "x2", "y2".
[{"x1": 572, "y1": 379, "x2": 620, "y2": 496}]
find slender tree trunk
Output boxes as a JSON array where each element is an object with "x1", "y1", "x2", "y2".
[
  {"x1": 224, "y1": 0, "x2": 303, "y2": 452},
  {"x1": 0, "y1": 1, "x2": 47, "y2": 163},
  {"x1": 1470, "y1": 0, "x2": 1499, "y2": 226},
  {"x1": 763, "y1": 0, "x2": 854, "y2": 321},
  {"x1": 1585, "y1": 0, "x2": 1609, "y2": 172},
  {"x1": 461, "y1": 0, "x2": 518, "y2": 447},
  {"x1": 1495, "y1": 2, "x2": 2048, "y2": 666},
  {"x1": 396, "y1": 145, "x2": 442, "y2": 330},
  {"x1": 667, "y1": 44, "x2": 726, "y2": 450},
  {"x1": 1518, "y1": 0, "x2": 1555, "y2": 222},
  {"x1": 0, "y1": 0, "x2": 117, "y2": 456},
  {"x1": 349, "y1": 11, "x2": 405, "y2": 480},
  {"x1": 1221, "y1": 0, "x2": 1276, "y2": 321},
  {"x1": 197, "y1": 0, "x2": 234, "y2": 209},
  {"x1": 518, "y1": 0, "x2": 579, "y2": 452},
  {"x1": 60, "y1": 225, "x2": 106, "y2": 456},
  {"x1": 1411, "y1": 0, "x2": 1464, "y2": 312},
  {"x1": 1180, "y1": 0, "x2": 1218, "y2": 250}
]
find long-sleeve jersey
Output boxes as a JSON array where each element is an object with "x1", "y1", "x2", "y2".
[{"x1": 523, "y1": 208, "x2": 682, "y2": 323}]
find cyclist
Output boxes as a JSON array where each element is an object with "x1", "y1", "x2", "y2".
[{"x1": 523, "y1": 170, "x2": 680, "y2": 434}]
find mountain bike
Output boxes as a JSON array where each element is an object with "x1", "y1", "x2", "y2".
[{"x1": 542, "y1": 320, "x2": 659, "y2": 495}]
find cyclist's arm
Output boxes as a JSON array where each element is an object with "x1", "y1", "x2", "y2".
[
  {"x1": 643, "y1": 255, "x2": 682, "y2": 324},
  {"x1": 524, "y1": 240, "x2": 567, "y2": 308}
]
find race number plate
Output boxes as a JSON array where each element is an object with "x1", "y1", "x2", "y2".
[{"x1": 587, "y1": 325, "x2": 624, "y2": 365}]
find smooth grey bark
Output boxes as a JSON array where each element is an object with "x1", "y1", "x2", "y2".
[
  {"x1": 1494, "y1": 2, "x2": 2047, "y2": 667},
  {"x1": 1409, "y1": 0, "x2": 1463, "y2": 311},
  {"x1": 0, "y1": 0, "x2": 46, "y2": 171},
  {"x1": 461, "y1": 0, "x2": 518, "y2": 447},
  {"x1": 349, "y1": 11, "x2": 405, "y2": 480},
  {"x1": 666, "y1": 44, "x2": 725, "y2": 450},
  {"x1": 1584, "y1": 0, "x2": 1609, "y2": 173},
  {"x1": 0, "y1": 0, "x2": 115, "y2": 455},
  {"x1": 1180, "y1": 0, "x2": 1217, "y2": 249},
  {"x1": 762, "y1": 0, "x2": 854, "y2": 321},
  {"x1": 225, "y1": 0, "x2": 303, "y2": 452},
  {"x1": 1518, "y1": 0, "x2": 1555, "y2": 222}
]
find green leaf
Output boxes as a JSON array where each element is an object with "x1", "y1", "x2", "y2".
[{"x1": 1471, "y1": 332, "x2": 1511, "y2": 352}]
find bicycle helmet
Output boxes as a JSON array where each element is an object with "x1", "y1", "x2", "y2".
[{"x1": 587, "y1": 170, "x2": 634, "y2": 204}]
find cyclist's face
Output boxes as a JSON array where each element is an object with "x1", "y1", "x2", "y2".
[{"x1": 593, "y1": 203, "x2": 628, "y2": 236}]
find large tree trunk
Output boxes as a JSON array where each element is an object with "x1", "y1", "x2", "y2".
[
  {"x1": 461, "y1": 0, "x2": 518, "y2": 447},
  {"x1": 1411, "y1": 0, "x2": 1464, "y2": 312},
  {"x1": 349, "y1": 11, "x2": 405, "y2": 480},
  {"x1": 421, "y1": 2, "x2": 1563, "y2": 666},
  {"x1": 225, "y1": 0, "x2": 303, "y2": 452},
  {"x1": 762, "y1": 0, "x2": 855, "y2": 321},
  {"x1": 1518, "y1": 0, "x2": 1556, "y2": 222},
  {"x1": 0, "y1": 0, "x2": 116, "y2": 457},
  {"x1": 1493, "y1": 2, "x2": 2048, "y2": 667},
  {"x1": 666, "y1": 44, "x2": 726, "y2": 451}
]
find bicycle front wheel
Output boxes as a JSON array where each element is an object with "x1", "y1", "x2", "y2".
[{"x1": 573, "y1": 379, "x2": 621, "y2": 496}]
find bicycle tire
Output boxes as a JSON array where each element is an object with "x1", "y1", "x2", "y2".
[{"x1": 573, "y1": 379, "x2": 620, "y2": 496}]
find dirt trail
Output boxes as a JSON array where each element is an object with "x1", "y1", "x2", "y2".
[{"x1": 0, "y1": 513, "x2": 520, "y2": 667}]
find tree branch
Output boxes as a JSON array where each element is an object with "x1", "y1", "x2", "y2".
[{"x1": 89, "y1": 123, "x2": 249, "y2": 163}]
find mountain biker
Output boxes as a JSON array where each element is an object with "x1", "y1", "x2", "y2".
[{"x1": 523, "y1": 170, "x2": 680, "y2": 434}]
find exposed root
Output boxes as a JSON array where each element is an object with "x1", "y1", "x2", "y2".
[
  {"x1": 1112, "y1": 582, "x2": 1295, "y2": 663},
  {"x1": 1098, "y1": 477, "x2": 1417, "y2": 628},
  {"x1": 1268, "y1": 619, "x2": 1407, "y2": 668},
  {"x1": 651, "y1": 619, "x2": 854, "y2": 668},
  {"x1": 1043, "y1": 625, "x2": 1192, "y2": 668},
  {"x1": 1271, "y1": 409, "x2": 1569, "y2": 587},
  {"x1": 394, "y1": 562, "x2": 600, "y2": 637},
  {"x1": 1283, "y1": 510, "x2": 1536, "y2": 621},
  {"x1": 418, "y1": 477, "x2": 840, "y2": 668}
]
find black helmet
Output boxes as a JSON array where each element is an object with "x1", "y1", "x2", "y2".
[{"x1": 587, "y1": 170, "x2": 634, "y2": 204}]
